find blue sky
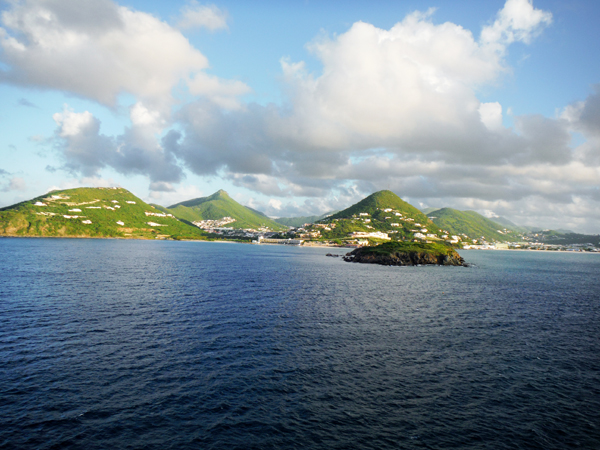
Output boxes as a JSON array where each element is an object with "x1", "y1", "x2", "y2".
[{"x1": 1, "y1": 0, "x2": 599, "y2": 233}]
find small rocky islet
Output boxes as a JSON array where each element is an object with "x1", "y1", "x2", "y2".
[{"x1": 342, "y1": 241, "x2": 467, "y2": 266}]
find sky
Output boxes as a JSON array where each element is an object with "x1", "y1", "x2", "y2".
[{"x1": 0, "y1": 0, "x2": 599, "y2": 233}]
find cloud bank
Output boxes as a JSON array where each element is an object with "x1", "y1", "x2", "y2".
[{"x1": 1, "y1": 0, "x2": 598, "y2": 232}]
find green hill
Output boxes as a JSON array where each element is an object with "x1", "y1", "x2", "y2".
[
  {"x1": 306, "y1": 190, "x2": 446, "y2": 243},
  {"x1": 274, "y1": 212, "x2": 334, "y2": 228},
  {"x1": 329, "y1": 190, "x2": 431, "y2": 221},
  {"x1": 166, "y1": 190, "x2": 286, "y2": 231},
  {"x1": 0, "y1": 187, "x2": 207, "y2": 240},
  {"x1": 426, "y1": 208, "x2": 517, "y2": 242},
  {"x1": 485, "y1": 215, "x2": 531, "y2": 233}
]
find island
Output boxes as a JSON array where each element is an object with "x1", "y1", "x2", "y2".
[{"x1": 343, "y1": 241, "x2": 466, "y2": 266}]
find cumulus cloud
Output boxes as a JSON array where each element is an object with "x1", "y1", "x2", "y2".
[
  {"x1": 167, "y1": 1, "x2": 569, "y2": 192},
  {"x1": 162, "y1": 0, "x2": 596, "y2": 231},
  {"x1": 3, "y1": 0, "x2": 597, "y2": 232},
  {"x1": 480, "y1": 0, "x2": 552, "y2": 49},
  {"x1": 0, "y1": 0, "x2": 248, "y2": 111},
  {"x1": 52, "y1": 105, "x2": 183, "y2": 186},
  {"x1": 177, "y1": 2, "x2": 228, "y2": 31}
]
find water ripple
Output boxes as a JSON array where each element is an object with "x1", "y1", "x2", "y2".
[{"x1": 1, "y1": 239, "x2": 599, "y2": 449}]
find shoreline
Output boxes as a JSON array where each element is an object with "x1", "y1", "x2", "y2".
[
  {"x1": 2, "y1": 235, "x2": 599, "y2": 255},
  {"x1": 458, "y1": 247, "x2": 600, "y2": 255}
]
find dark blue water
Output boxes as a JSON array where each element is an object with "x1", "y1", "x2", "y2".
[{"x1": 1, "y1": 238, "x2": 599, "y2": 449}]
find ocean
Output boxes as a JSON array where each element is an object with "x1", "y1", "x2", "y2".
[{"x1": 1, "y1": 238, "x2": 599, "y2": 449}]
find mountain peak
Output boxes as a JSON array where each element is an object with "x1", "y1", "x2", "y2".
[
  {"x1": 327, "y1": 189, "x2": 432, "y2": 225},
  {"x1": 215, "y1": 189, "x2": 229, "y2": 197},
  {"x1": 165, "y1": 188, "x2": 286, "y2": 230}
]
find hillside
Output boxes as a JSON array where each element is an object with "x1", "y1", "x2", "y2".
[
  {"x1": 0, "y1": 187, "x2": 207, "y2": 240},
  {"x1": 167, "y1": 190, "x2": 286, "y2": 231},
  {"x1": 485, "y1": 215, "x2": 532, "y2": 233},
  {"x1": 529, "y1": 230, "x2": 600, "y2": 247},
  {"x1": 421, "y1": 207, "x2": 441, "y2": 215},
  {"x1": 275, "y1": 212, "x2": 334, "y2": 228},
  {"x1": 300, "y1": 190, "x2": 451, "y2": 244},
  {"x1": 426, "y1": 208, "x2": 516, "y2": 242}
]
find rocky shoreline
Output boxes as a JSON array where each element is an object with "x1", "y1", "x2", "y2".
[{"x1": 343, "y1": 244, "x2": 466, "y2": 266}]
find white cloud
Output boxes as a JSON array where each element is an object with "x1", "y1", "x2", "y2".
[
  {"x1": 4, "y1": 0, "x2": 597, "y2": 233},
  {"x1": 130, "y1": 102, "x2": 163, "y2": 128},
  {"x1": 478, "y1": 102, "x2": 503, "y2": 131},
  {"x1": 177, "y1": 2, "x2": 228, "y2": 31},
  {"x1": 480, "y1": 0, "x2": 552, "y2": 49},
  {"x1": 170, "y1": 0, "x2": 560, "y2": 182},
  {"x1": 268, "y1": 199, "x2": 282, "y2": 210},
  {"x1": 53, "y1": 108, "x2": 96, "y2": 137},
  {"x1": 52, "y1": 105, "x2": 183, "y2": 185},
  {"x1": 0, "y1": 0, "x2": 247, "y2": 111}
]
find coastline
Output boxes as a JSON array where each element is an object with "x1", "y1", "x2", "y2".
[{"x1": 2, "y1": 235, "x2": 599, "y2": 255}]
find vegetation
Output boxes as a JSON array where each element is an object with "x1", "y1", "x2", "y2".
[
  {"x1": 356, "y1": 241, "x2": 458, "y2": 257},
  {"x1": 329, "y1": 190, "x2": 430, "y2": 222},
  {"x1": 166, "y1": 190, "x2": 287, "y2": 231},
  {"x1": 426, "y1": 208, "x2": 515, "y2": 242},
  {"x1": 345, "y1": 240, "x2": 465, "y2": 266},
  {"x1": 309, "y1": 190, "x2": 445, "y2": 242},
  {"x1": 0, "y1": 187, "x2": 208, "y2": 240},
  {"x1": 274, "y1": 212, "x2": 334, "y2": 228},
  {"x1": 531, "y1": 231, "x2": 600, "y2": 247}
]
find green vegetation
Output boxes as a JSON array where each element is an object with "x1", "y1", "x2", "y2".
[
  {"x1": 345, "y1": 240, "x2": 465, "y2": 266},
  {"x1": 0, "y1": 187, "x2": 208, "y2": 240},
  {"x1": 357, "y1": 240, "x2": 457, "y2": 257},
  {"x1": 309, "y1": 190, "x2": 444, "y2": 242},
  {"x1": 427, "y1": 208, "x2": 514, "y2": 242},
  {"x1": 532, "y1": 231, "x2": 600, "y2": 247},
  {"x1": 420, "y1": 207, "x2": 441, "y2": 215},
  {"x1": 274, "y1": 212, "x2": 334, "y2": 228},
  {"x1": 166, "y1": 190, "x2": 286, "y2": 231},
  {"x1": 329, "y1": 190, "x2": 430, "y2": 222}
]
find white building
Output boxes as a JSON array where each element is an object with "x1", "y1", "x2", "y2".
[{"x1": 349, "y1": 231, "x2": 390, "y2": 240}]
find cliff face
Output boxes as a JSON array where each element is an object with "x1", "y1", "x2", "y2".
[{"x1": 343, "y1": 247, "x2": 466, "y2": 266}]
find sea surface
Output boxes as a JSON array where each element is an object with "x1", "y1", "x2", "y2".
[{"x1": 1, "y1": 238, "x2": 599, "y2": 449}]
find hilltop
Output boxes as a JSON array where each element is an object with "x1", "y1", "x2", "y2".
[
  {"x1": 0, "y1": 187, "x2": 207, "y2": 240},
  {"x1": 166, "y1": 190, "x2": 286, "y2": 231},
  {"x1": 295, "y1": 190, "x2": 454, "y2": 245}
]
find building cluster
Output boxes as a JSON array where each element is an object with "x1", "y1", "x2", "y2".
[
  {"x1": 145, "y1": 211, "x2": 174, "y2": 218},
  {"x1": 192, "y1": 217, "x2": 236, "y2": 229},
  {"x1": 31, "y1": 196, "x2": 146, "y2": 228}
]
